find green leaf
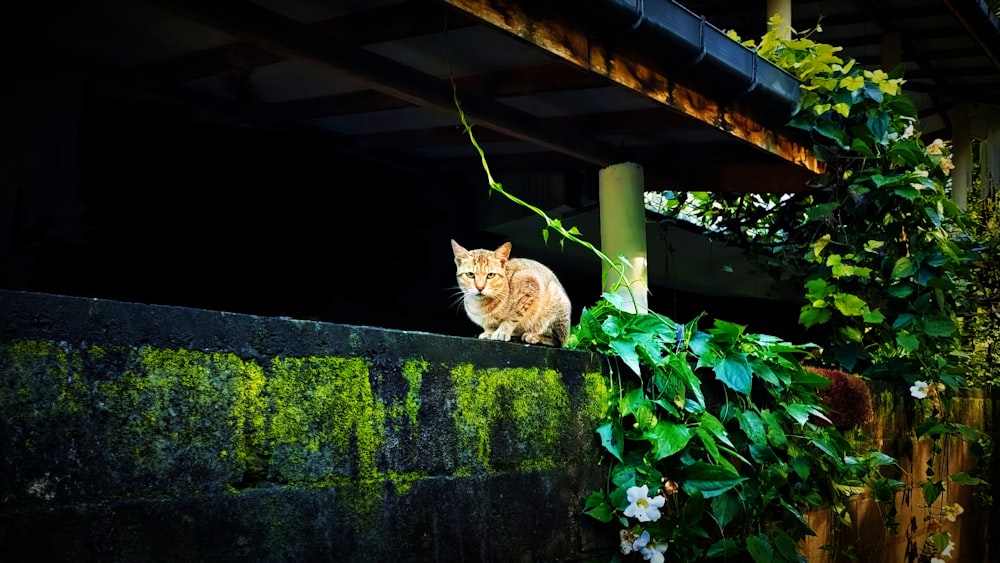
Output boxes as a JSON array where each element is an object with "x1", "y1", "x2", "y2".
[
  {"x1": 760, "y1": 409, "x2": 789, "y2": 448},
  {"x1": 866, "y1": 112, "x2": 890, "y2": 144},
  {"x1": 889, "y1": 139, "x2": 925, "y2": 167},
  {"x1": 644, "y1": 421, "x2": 695, "y2": 460},
  {"x1": 850, "y1": 137, "x2": 875, "y2": 157},
  {"x1": 804, "y1": 202, "x2": 838, "y2": 223},
  {"x1": 811, "y1": 438, "x2": 840, "y2": 460},
  {"x1": 737, "y1": 410, "x2": 768, "y2": 444},
  {"x1": 670, "y1": 353, "x2": 706, "y2": 409},
  {"x1": 922, "y1": 479, "x2": 945, "y2": 505},
  {"x1": 785, "y1": 403, "x2": 813, "y2": 426},
  {"x1": 862, "y1": 80, "x2": 884, "y2": 103},
  {"x1": 949, "y1": 472, "x2": 982, "y2": 485},
  {"x1": 780, "y1": 498, "x2": 809, "y2": 527},
  {"x1": 833, "y1": 293, "x2": 867, "y2": 316},
  {"x1": 922, "y1": 317, "x2": 956, "y2": 337},
  {"x1": 863, "y1": 309, "x2": 886, "y2": 323},
  {"x1": 711, "y1": 490, "x2": 741, "y2": 529},
  {"x1": 896, "y1": 332, "x2": 919, "y2": 353},
  {"x1": 682, "y1": 461, "x2": 747, "y2": 498},
  {"x1": 600, "y1": 316, "x2": 623, "y2": 338},
  {"x1": 750, "y1": 359, "x2": 780, "y2": 386},
  {"x1": 792, "y1": 368, "x2": 832, "y2": 389},
  {"x1": 596, "y1": 420, "x2": 624, "y2": 462},
  {"x1": 609, "y1": 339, "x2": 640, "y2": 377},
  {"x1": 891, "y1": 256, "x2": 917, "y2": 279},
  {"x1": 699, "y1": 411, "x2": 735, "y2": 448},
  {"x1": 915, "y1": 417, "x2": 949, "y2": 438},
  {"x1": 774, "y1": 529, "x2": 802, "y2": 560},
  {"x1": 811, "y1": 235, "x2": 832, "y2": 259},
  {"x1": 582, "y1": 491, "x2": 614, "y2": 522},
  {"x1": 840, "y1": 325, "x2": 864, "y2": 343},
  {"x1": 747, "y1": 534, "x2": 775, "y2": 563},
  {"x1": 873, "y1": 478, "x2": 905, "y2": 502},
  {"x1": 886, "y1": 283, "x2": 915, "y2": 298},
  {"x1": 689, "y1": 330, "x2": 712, "y2": 357},
  {"x1": 706, "y1": 538, "x2": 741, "y2": 558},
  {"x1": 715, "y1": 352, "x2": 752, "y2": 395},
  {"x1": 799, "y1": 306, "x2": 832, "y2": 328},
  {"x1": 892, "y1": 313, "x2": 914, "y2": 330},
  {"x1": 749, "y1": 443, "x2": 779, "y2": 463}
]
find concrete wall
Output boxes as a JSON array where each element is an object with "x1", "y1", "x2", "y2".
[
  {"x1": 0, "y1": 289, "x2": 615, "y2": 562},
  {"x1": 0, "y1": 289, "x2": 995, "y2": 562}
]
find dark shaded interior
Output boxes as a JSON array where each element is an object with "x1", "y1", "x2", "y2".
[{"x1": 3, "y1": 84, "x2": 804, "y2": 341}]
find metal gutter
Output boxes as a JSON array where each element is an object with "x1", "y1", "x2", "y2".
[{"x1": 586, "y1": 0, "x2": 802, "y2": 125}]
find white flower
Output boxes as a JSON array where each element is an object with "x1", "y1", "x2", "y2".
[
  {"x1": 619, "y1": 529, "x2": 637, "y2": 555},
  {"x1": 632, "y1": 530, "x2": 668, "y2": 563},
  {"x1": 927, "y1": 138, "x2": 947, "y2": 155},
  {"x1": 941, "y1": 539, "x2": 956, "y2": 557},
  {"x1": 932, "y1": 558, "x2": 946, "y2": 563},
  {"x1": 942, "y1": 503, "x2": 964, "y2": 522},
  {"x1": 910, "y1": 381, "x2": 931, "y2": 399},
  {"x1": 623, "y1": 485, "x2": 666, "y2": 522}
]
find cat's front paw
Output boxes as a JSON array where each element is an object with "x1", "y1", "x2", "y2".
[
  {"x1": 522, "y1": 333, "x2": 543, "y2": 344},
  {"x1": 490, "y1": 329, "x2": 513, "y2": 341},
  {"x1": 478, "y1": 331, "x2": 493, "y2": 339}
]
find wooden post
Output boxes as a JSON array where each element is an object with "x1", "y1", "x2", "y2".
[
  {"x1": 599, "y1": 162, "x2": 648, "y2": 313},
  {"x1": 953, "y1": 103, "x2": 971, "y2": 211},
  {"x1": 881, "y1": 32, "x2": 902, "y2": 71},
  {"x1": 767, "y1": 0, "x2": 792, "y2": 39}
]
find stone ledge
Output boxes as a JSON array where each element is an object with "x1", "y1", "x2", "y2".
[{"x1": 0, "y1": 290, "x2": 616, "y2": 562}]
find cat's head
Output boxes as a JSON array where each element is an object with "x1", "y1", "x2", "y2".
[{"x1": 451, "y1": 240, "x2": 511, "y2": 297}]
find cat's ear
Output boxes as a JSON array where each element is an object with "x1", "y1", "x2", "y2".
[
  {"x1": 451, "y1": 239, "x2": 468, "y2": 258},
  {"x1": 494, "y1": 242, "x2": 512, "y2": 263}
]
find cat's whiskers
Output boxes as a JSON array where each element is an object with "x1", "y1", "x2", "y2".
[{"x1": 447, "y1": 286, "x2": 469, "y2": 311}]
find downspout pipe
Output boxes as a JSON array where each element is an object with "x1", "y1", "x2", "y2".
[{"x1": 585, "y1": 0, "x2": 801, "y2": 126}]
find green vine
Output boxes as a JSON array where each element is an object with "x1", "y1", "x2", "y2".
[{"x1": 452, "y1": 14, "x2": 989, "y2": 562}]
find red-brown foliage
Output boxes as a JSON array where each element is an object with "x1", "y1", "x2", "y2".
[{"x1": 803, "y1": 365, "x2": 874, "y2": 428}]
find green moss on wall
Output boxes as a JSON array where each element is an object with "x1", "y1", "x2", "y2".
[
  {"x1": 1, "y1": 340, "x2": 93, "y2": 422},
  {"x1": 401, "y1": 359, "x2": 426, "y2": 433},
  {"x1": 94, "y1": 347, "x2": 263, "y2": 480},
  {"x1": 267, "y1": 356, "x2": 382, "y2": 485},
  {"x1": 2, "y1": 334, "x2": 598, "y2": 523},
  {"x1": 450, "y1": 363, "x2": 571, "y2": 472},
  {"x1": 582, "y1": 371, "x2": 611, "y2": 425}
]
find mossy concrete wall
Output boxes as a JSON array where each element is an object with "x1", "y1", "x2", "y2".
[{"x1": 0, "y1": 290, "x2": 616, "y2": 562}]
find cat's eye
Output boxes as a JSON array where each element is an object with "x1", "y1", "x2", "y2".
[
  {"x1": 464, "y1": 272, "x2": 474, "y2": 278},
  {"x1": 486, "y1": 273, "x2": 496, "y2": 279}
]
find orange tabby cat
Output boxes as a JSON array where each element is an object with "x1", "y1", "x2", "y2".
[{"x1": 451, "y1": 239, "x2": 572, "y2": 347}]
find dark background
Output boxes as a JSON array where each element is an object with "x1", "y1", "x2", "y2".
[{"x1": 1, "y1": 80, "x2": 802, "y2": 341}]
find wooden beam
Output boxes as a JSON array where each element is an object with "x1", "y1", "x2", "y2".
[
  {"x1": 152, "y1": 0, "x2": 626, "y2": 167},
  {"x1": 253, "y1": 61, "x2": 609, "y2": 122},
  {"x1": 311, "y1": 0, "x2": 478, "y2": 45},
  {"x1": 442, "y1": 0, "x2": 823, "y2": 175}
]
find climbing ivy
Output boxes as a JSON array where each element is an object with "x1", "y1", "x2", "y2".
[{"x1": 454, "y1": 15, "x2": 989, "y2": 562}]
